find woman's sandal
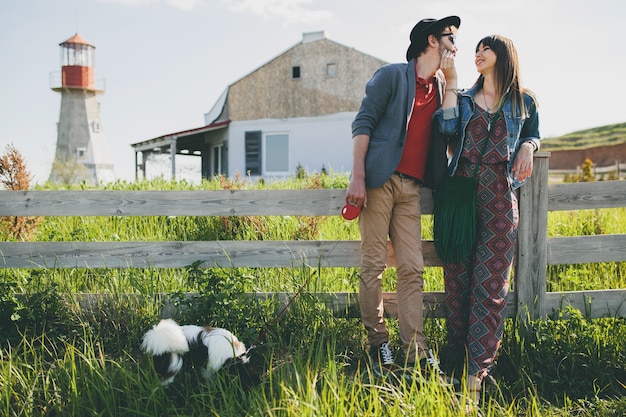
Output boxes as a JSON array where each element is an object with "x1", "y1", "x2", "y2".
[
  {"x1": 452, "y1": 388, "x2": 482, "y2": 415},
  {"x1": 465, "y1": 375, "x2": 483, "y2": 415}
]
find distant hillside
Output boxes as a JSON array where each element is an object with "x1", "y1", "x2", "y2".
[{"x1": 542, "y1": 122, "x2": 626, "y2": 151}]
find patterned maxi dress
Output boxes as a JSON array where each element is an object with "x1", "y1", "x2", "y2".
[{"x1": 444, "y1": 103, "x2": 519, "y2": 379}]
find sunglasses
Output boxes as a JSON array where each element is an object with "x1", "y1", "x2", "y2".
[{"x1": 438, "y1": 33, "x2": 456, "y2": 45}]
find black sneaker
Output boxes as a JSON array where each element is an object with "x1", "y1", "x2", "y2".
[
  {"x1": 369, "y1": 341, "x2": 396, "y2": 377},
  {"x1": 420, "y1": 350, "x2": 458, "y2": 386}
]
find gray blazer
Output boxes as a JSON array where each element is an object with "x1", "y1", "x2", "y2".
[{"x1": 352, "y1": 59, "x2": 448, "y2": 190}]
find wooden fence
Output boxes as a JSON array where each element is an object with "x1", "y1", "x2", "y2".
[
  {"x1": 1, "y1": 153, "x2": 625, "y2": 320},
  {"x1": 549, "y1": 160, "x2": 624, "y2": 181}
]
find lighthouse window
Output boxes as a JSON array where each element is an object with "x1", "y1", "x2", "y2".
[
  {"x1": 76, "y1": 148, "x2": 87, "y2": 159},
  {"x1": 91, "y1": 121, "x2": 101, "y2": 133},
  {"x1": 62, "y1": 43, "x2": 93, "y2": 67},
  {"x1": 75, "y1": 48, "x2": 87, "y2": 66}
]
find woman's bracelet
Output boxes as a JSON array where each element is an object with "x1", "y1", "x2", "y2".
[{"x1": 523, "y1": 141, "x2": 538, "y2": 152}]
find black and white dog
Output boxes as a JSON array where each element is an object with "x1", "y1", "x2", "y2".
[{"x1": 141, "y1": 319, "x2": 253, "y2": 386}]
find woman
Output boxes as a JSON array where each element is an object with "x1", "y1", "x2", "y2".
[{"x1": 435, "y1": 35, "x2": 540, "y2": 407}]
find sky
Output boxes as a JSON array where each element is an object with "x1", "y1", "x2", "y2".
[{"x1": 2, "y1": 0, "x2": 625, "y2": 184}]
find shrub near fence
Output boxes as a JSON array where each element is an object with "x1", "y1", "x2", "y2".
[{"x1": 0, "y1": 153, "x2": 625, "y2": 320}]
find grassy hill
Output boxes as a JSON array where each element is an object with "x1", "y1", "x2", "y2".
[{"x1": 542, "y1": 121, "x2": 626, "y2": 151}]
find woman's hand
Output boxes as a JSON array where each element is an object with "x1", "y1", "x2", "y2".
[
  {"x1": 512, "y1": 142, "x2": 535, "y2": 182},
  {"x1": 440, "y1": 49, "x2": 458, "y2": 110},
  {"x1": 440, "y1": 49, "x2": 457, "y2": 84}
]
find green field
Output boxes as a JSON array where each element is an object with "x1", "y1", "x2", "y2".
[
  {"x1": 541, "y1": 121, "x2": 626, "y2": 151},
  {"x1": 1, "y1": 177, "x2": 625, "y2": 417}
]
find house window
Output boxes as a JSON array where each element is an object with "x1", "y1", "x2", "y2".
[
  {"x1": 245, "y1": 131, "x2": 289, "y2": 175},
  {"x1": 265, "y1": 133, "x2": 289, "y2": 173},
  {"x1": 292, "y1": 66, "x2": 301, "y2": 79},
  {"x1": 213, "y1": 144, "x2": 223, "y2": 176},
  {"x1": 326, "y1": 63, "x2": 337, "y2": 77},
  {"x1": 245, "y1": 131, "x2": 262, "y2": 175}
]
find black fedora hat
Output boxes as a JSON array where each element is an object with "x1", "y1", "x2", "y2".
[{"x1": 406, "y1": 15, "x2": 461, "y2": 61}]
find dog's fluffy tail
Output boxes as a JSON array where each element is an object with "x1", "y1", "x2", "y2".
[
  {"x1": 141, "y1": 319, "x2": 190, "y2": 384},
  {"x1": 141, "y1": 319, "x2": 190, "y2": 356}
]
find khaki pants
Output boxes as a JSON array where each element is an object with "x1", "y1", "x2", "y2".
[{"x1": 358, "y1": 174, "x2": 427, "y2": 363}]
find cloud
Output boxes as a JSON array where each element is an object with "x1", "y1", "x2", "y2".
[
  {"x1": 97, "y1": 0, "x2": 331, "y2": 18},
  {"x1": 97, "y1": 0, "x2": 202, "y2": 12},
  {"x1": 221, "y1": 0, "x2": 333, "y2": 25},
  {"x1": 97, "y1": 0, "x2": 153, "y2": 5},
  {"x1": 166, "y1": 0, "x2": 202, "y2": 11}
]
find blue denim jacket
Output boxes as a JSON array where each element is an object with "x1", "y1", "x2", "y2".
[
  {"x1": 434, "y1": 84, "x2": 541, "y2": 190},
  {"x1": 352, "y1": 61, "x2": 448, "y2": 189}
]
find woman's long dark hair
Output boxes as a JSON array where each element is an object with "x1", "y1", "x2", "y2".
[{"x1": 473, "y1": 35, "x2": 536, "y2": 118}]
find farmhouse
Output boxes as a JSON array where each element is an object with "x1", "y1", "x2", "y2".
[{"x1": 130, "y1": 31, "x2": 386, "y2": 181}]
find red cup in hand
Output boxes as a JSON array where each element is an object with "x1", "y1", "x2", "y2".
[{"x1": 341, "y1": 197, "x2": 361, "y2": 220}]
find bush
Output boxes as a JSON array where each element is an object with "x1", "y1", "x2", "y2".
[{"x1": 0, "y1": 271, "x2": 77, "y2": 349}]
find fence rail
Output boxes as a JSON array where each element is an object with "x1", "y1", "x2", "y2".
[
  {"x1": 1, "y1": 153, "x2": 625, "y2": 320},
  {"x1": 549, "y1": 160, "x2": 623, "y2": 179}
]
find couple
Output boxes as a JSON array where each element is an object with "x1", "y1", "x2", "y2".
[{"x1": 346, "y1": 15, "x2": 541, "y2": 406}]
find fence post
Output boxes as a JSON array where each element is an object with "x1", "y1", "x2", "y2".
[{"x1": 516, "y1": 152, "x2": 550, "y2": 320}]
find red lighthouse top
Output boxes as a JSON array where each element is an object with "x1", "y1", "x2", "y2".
[
  {"x1": 60, "y1": 33, "x2": 95, "y2": 48},
  {"x1": 57, "y1": 33, "x2": 99, "y2": 91}
]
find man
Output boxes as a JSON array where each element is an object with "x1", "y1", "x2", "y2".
[{"x1": 347, "y1": 16, "x2": 460, "y2": 380}]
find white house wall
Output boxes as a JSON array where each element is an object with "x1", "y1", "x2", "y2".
[{"x1": 227, "y1": 112, "x2": 356, "y2": 179}]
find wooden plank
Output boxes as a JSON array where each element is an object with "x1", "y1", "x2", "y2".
[
  {"x1": 0, "y1": 189, "x2": 342, "y2": 216},
  {"x1": 251, "y1": 291, "x2": 457, "y2": 319},
  {"x1": 366, "y1": 291, "x2": 518, "y2": 320},
  {"x1": 0, "y1": 241, "x2": 358, "y2": 269},
  {"x1": 4, "y1": 235, "x2": 626, "y2": 269},
  {"x1": 548, "y1": 181, "x2": 626, "y2": 211},
  {"x1": 547, "y1": 235, "x2": 626, "y2": 264},
  {"x1": 0, "y1": 189, "x2": 436, "y2": 217},
  {"x1": 77, "y1": 291, "x2": 503, "y2": 320},
  {"x1": 545, "y1": 290, "x2": 626, "y2": 318},
  {"x1": 66, "y1": 289, "x2": 626, "y2": 320},
  {"x1": 237, "y1": 290, "x2": 625, "y2": 319},
  {"x1": 0, "y1": 240, "x2": 446, "y2": 269}
]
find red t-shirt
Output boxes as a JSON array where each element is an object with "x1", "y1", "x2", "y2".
[{"x1": 395, "y1": 75, "x2": 439, "y2": 182}]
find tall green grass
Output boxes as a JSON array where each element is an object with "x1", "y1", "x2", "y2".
[
  {"x1": 1, "y1": 176, "x2": 625, "y2": 416},
  {"x1": 546, "y1": 208, "x2": 626, "y2": 292},
  {"x1": 2, "y1": 287, "x2": 624, "y2": 416}
]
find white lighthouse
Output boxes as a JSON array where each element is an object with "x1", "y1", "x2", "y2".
[{"x1": 49, "y1": 33, "x2": 115, "y2": 185}]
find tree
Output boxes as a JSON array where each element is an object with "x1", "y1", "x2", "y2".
[
  {"x1": 0, "y1": 144, "x2": 31, "y2": 190},
  {"x1": 0, "y1": 144, "x2": 40, "y2": 240}
]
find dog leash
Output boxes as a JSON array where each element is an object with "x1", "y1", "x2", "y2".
[{"x1": 244, "y1": 271, "x2": 316, "y2": 355}]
